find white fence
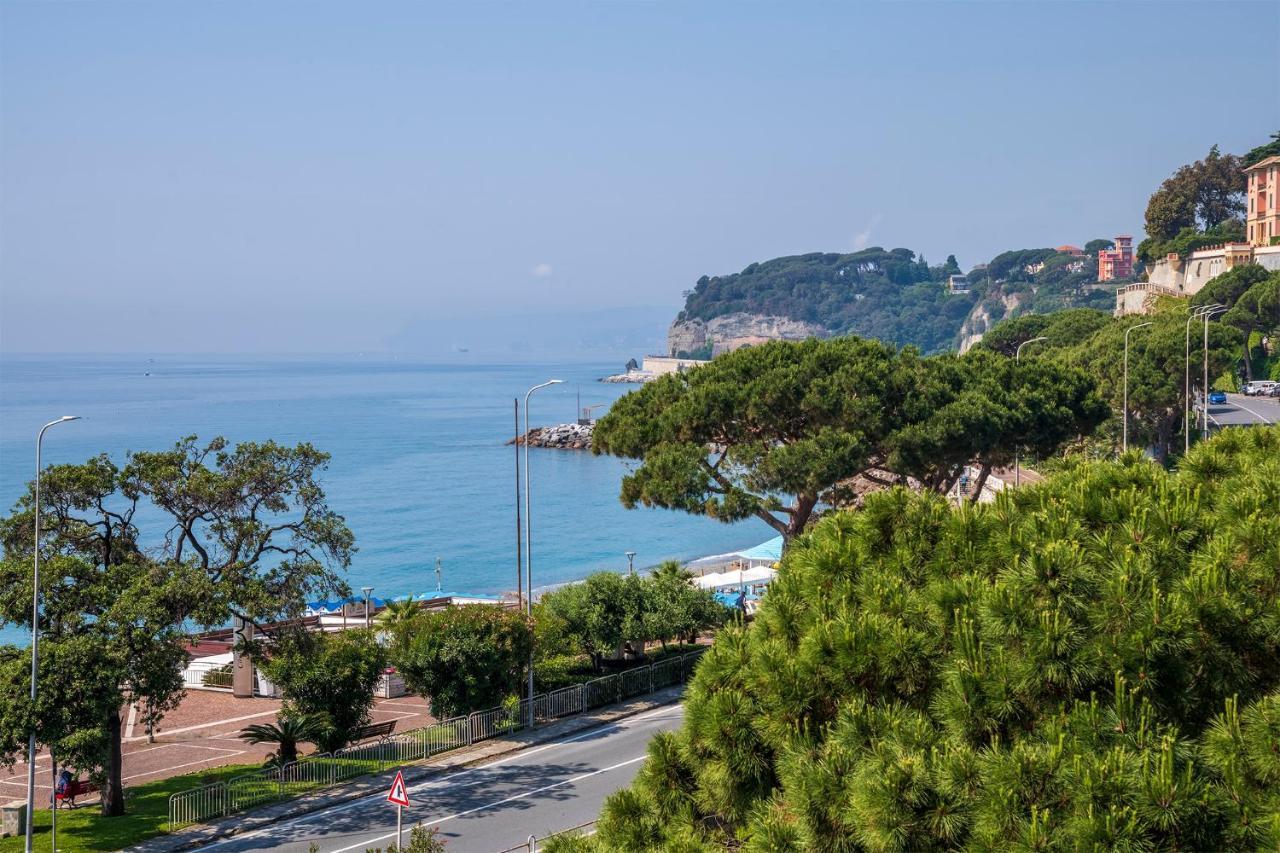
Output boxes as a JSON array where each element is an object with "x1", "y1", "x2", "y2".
[{"x1": 168, "y1": 648, "x2": 707, "y2": 832}]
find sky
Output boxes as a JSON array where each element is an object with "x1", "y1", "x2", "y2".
[{"x1": 2, "y1": 1, "x2": 1277, "y2": 354}]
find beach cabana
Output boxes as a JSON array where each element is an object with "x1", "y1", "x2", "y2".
[{"x1": 735, "y1": 536, "x2": 783, "y2": 566}]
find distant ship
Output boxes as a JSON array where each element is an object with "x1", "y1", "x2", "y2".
[{"x1": 454, "y1": 345, "x2": 470, "y2": 353}]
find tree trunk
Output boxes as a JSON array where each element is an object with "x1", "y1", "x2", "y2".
[
  {"x1": 967, "y1": 463, "x2": 992, "y2": 505},
  {"x1": 101, "y1": 707, "x2": 126, "y2": 816}
]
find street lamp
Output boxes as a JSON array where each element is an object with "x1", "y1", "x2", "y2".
[
  {"x1": 1202, "y1": 306, "x2": 1228, "y2": 441},
  {"x1": 1123, "y1": 322, "x2": 1153, "y2": 453},
  {"x1": 523, "y1": 379, "x2": 562, "y2": 724},
  {"x1": 1185, "y1": 305, "x2": 1222, "y2": 454},
  {"x1": 26, "y1": 415, "x2": 80, "y2": 853},
  {"x1": 625, "y1": 551, "x2": 636, "y2": 576},
  {"x1": 1013, "y1": 338, "x2": 1048, "y2": 487},
  {"x1": 362, "y1": 586, "x2": 374, "y2": 630}
]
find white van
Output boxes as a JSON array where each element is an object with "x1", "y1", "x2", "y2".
[{"x1": 1243, "y1": 380, "x2": 1278, "y2": 396}]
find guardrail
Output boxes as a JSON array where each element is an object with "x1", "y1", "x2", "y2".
[{"x1": 168, "y1": 647, "x2": 706, "y2": 832}]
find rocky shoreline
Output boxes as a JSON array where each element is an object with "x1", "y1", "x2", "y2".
[
  {"x1": 508, "y1": 422, "x2": 594, "y2": 450},
  {"x1": 599, "y1": 370, "x2": 656, "y2": 384}
]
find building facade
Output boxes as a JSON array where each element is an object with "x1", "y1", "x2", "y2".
[
  {"x1": 1097, "y1": 235, "x2": 1134, "y2": 281},
  {"x1": 1246, "y1": 155, "x2": 1280, "y2": 247}
]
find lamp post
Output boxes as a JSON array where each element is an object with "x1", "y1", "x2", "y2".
[
  {"x1": 26, "y1": 415, "x2": 80, "y2": 853},
  {"x1": 1202, "y1": 306, "x2": 1228, "y2": 441},
  {"x1": 625, "y1": 551, "x2": 636, "y2": 576},
  {"x1": 1013, "y1": 337, "x2": 1048, "y2": 487},
  {"x1": 1123, "y1": 322, "x2": 1153, "y2": 453},
  {"x1": 523, "y1": 379, "x2": 562, "y2": 725},
  {"x1": 514, "y1": 398, "x2": 523, "y2": 609},
  {"x1": 362, "y1": 586, "x2": 374, "y2": 630},
  {"x1": 1185, "y1": 305, "x2": 1222, "y2": 454}
]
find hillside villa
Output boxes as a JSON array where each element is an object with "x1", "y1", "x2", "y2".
[{"x1": 1117, "y1": 156, "x2": 1280, "y2": 316}]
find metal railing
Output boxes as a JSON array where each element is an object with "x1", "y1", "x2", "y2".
[{"x1": 168, "y1": 647, "x2": 707, "y2": 832}]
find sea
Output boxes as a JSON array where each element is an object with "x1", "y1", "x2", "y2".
[{"x1": 0, "y1": 354, "x2": 762, "y2": 645}]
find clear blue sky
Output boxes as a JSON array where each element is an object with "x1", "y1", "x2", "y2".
[{"x1": 2, "y1": 1, "x2": 1276, "y2": 353}]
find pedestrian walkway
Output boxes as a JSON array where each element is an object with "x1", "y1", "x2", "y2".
[{"x1": 1, "y1": 692, "x2": 435, "y2": 805}]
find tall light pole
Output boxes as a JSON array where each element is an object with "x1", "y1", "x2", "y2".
[
  {"x1": 1202, "y1": 306, "x2": 1228, "y2": 441},
  {"x1": 625, "y1": 551, "x2": 636, "y2": 576},
  {"x1": 26, "y1": 415, "x2": 80, "y2": 853},
  {"x1": 362, "y1": 586, "x2": 374, "y2": 629},
  {"x1": 514, "y1": 399, "x2": 522, "y2": 609},
  {"x1": 523, "y1": 379, "x2": 562, "y2": 725},
  {"x1": 1123, "y1": 322, "x2": 1153, "y2": 453},
  {"x1": 1014, "y1": 337, "x2": 1048, "y2": 487},
  {"x1": 1185, "y1": 304, "x2": 1222, "y2": 454}
]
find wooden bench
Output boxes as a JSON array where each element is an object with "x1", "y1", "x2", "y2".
[
  {"x1": 350, "y1": 720, "x2": 396, "y2": 743},
  {"x1": 55, "y1": 779, "x2": 97, "y2": 809}
]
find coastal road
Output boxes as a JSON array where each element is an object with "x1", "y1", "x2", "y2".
[
  {"x1": 202, "y1": 704, "x2": 684, "y2": 853},
  {"x1": 1205, "y1": 392, "x2": 1278, "y2": 429}
]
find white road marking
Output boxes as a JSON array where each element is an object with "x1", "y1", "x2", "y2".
[
  {"x1": 123, "y1": 752, "x2": 245, "y2": 782},
  {"x1": 125, "y1": 709, "x2": 280, "y2": 743},
  {"x1": 1228, "y1": 398, "x2": 1274, "y2": 424},
  {"x1": 202, "y1": 703, "x2": 684, "y2": 849},
  {"x1": 327, "y1": 755, "x2": 648, "y2": 853}
]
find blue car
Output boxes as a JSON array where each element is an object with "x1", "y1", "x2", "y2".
[{"x1": 1208, "y1": 391, "x2": 1227, "y2": 405}]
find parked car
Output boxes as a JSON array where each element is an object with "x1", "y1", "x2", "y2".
[
  {"x1": 1269, "y1": 385, "x2": 1280, "y2": 398},
  {"x1": 1243, "y1": 380, "x2": 1278, "y2": 396},
  {"x1": 1208, "y1": 390, "x2": 1227, "y2": 405}
]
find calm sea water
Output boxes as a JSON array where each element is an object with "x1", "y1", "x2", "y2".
[{"x1": 0, "y1": 355, "x2": 761, "y2": 645}]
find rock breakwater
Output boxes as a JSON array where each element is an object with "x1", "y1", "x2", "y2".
[{"x1": 509, "y1": 422, "x2": 594, "y2": 450}]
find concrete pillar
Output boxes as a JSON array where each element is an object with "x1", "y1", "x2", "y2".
[
  {"x1": 232, "y1": 616, "x2": 255, "y2": 698},
  {"x1": 1, "y1": 801, "x2": 26, "y2": 838}
]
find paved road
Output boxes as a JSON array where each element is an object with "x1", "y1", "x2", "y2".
[
  {"x1": 1206, "y1": 392, "x2": 1278, "y2": 429},
  {"x1": 202, "y1": 704, "x2": 684, "y2": 853}
]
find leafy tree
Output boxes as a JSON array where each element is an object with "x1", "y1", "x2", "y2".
[
  {"x1": 1144, "y1": 145, "x2": 1245, "y2": 246},
  {"x1": 389, "y1": 605, "x2": 532, "y2": 718},
  {"x1": 644, "y1": 562, "x2": 727, "y2": 650},
  {"x1": 239, "y1": 712, "x2": 327, "y2": 766},
  {"x1": 259, "y1": 628, "x2": 386, "y2": 753},
  {"x1": 594, "y1": 338, "x2": 1105, "y2": 540},
  {"x1": 585, "y1": 426, "x2": 1280, "y2": 851},
  {"x1": 0, "y1": 436, "x2": 352, "y2": 816},
  {"x1": 1194, "y1": 263, "x2": 1280, "y2": 380},
  {"x1": 1084, "y1": 238, "x2": 1115, "y2": 254},
  {"x1": 537, "y1": 572, "x2": 648, "y2": 671},
  {"x1": 1243, "y1": 131, "x2": 1280, "y2": 167}
]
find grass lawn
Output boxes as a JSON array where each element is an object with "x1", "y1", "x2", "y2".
[{"x1": 0, "y1": 763, "x2": 259, "y2": 853}]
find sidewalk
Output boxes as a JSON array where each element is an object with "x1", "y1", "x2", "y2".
[{"x1": 128, "y1": 684, "x2": 686, "y2": 852}]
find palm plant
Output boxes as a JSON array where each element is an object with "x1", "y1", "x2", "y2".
[
  {"x1": 376, "y1": 597, "x2": 421, "y2": 636},
  {"x1": 239, "y1": 712, "x2": 327, "y2": 766}
]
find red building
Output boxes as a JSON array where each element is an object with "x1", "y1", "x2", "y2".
[{"x1": 1097, "y1": 235, "x2": 1134, "y2": 282}]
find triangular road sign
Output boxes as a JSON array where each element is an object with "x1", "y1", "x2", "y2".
[{"x1": 387, "y1": 770, "x2": 410, "y2": 807}]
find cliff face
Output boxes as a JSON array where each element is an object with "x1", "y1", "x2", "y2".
[
  {"x1": 957, "y1": 290, "x2": 1027, "y2": 353},
  {"x1": 668, "y1": 313, "x2": 829, "y2": 357}
]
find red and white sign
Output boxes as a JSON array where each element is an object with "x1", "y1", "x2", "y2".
[{"x1": 386, "y1": 770, "x2": 411, "y2": 807}]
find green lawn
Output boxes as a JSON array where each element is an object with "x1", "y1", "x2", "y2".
[{"x1": 0, "y1": 764, "x2": 259, "y2": 853}]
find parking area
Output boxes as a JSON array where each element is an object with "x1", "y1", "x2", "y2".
[
  {"x1": 1206, "y1": 392, "x2": 1279, "y2": 429},
  {"x1": 0, "y1": 690, "x2": 436, "y2": 805}
]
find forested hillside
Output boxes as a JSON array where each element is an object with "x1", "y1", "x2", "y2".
[{"x1": 675, "y1": 244, "x2": 1120, "y2": 355}]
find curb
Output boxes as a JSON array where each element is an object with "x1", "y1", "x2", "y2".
[{"x1": 127, "y1": 685, "x2": 686, "y2": 852}]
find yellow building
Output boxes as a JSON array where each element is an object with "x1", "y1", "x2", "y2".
[{"x1": 1245, "y1": 155, "x2": 1280, "y2": 247}]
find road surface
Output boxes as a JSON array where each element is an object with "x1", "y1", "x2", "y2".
[
  {"x1": 202, "y1": 703, "x2": 684, "y2": 853},
  {"x1": 1205, "y1": 392, "x2": 1278, "y2": 429}
]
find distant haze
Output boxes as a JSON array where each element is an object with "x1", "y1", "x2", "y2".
[{"x1": 2, "y1": 1, "x2": 1276, "y2": 354}]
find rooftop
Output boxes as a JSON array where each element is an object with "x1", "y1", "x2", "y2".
[{"x1": 1244, "y1": 155, "x2": 1280, "y2": 172}]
